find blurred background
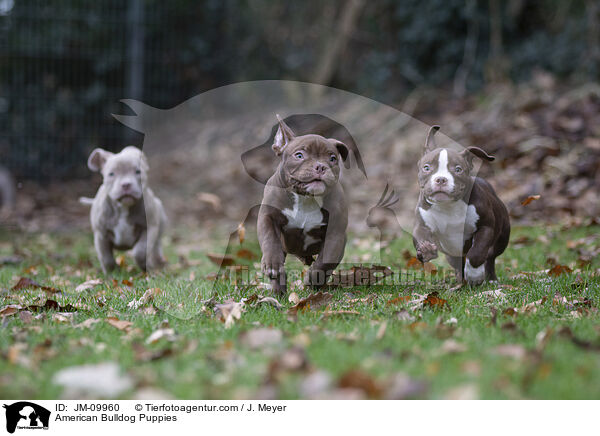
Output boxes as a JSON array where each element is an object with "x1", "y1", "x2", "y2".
[{"x1": 1, "y1": 0, "x2": 599, "y2": 232}]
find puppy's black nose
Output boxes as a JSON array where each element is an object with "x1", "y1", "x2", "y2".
[
  {"x1": 121, "y1": 182, "x2": 132, "y2": 190},
  {"x1": 434, "y1": 176, "x2": 447, "y2": 185},
  {"x1": 315, "y1": 162, "x2": 327, "y2": 175}
]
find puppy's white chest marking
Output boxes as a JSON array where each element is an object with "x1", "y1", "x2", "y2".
[
  {"x1": 113, "y1": 214, "x2": 136, "y2": 247},
  {"x1": 419, "y1": 201, "x2": 479, "y2": 256},
  {"x1": 282, "y1": 193, "x2": 324, "y2": 250}
]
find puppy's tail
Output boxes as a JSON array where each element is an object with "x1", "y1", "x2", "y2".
[{"x1": 78, "y1": 196, "x2": 95, "y2": 206}]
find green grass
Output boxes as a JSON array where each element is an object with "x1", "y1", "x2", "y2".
[{"x1": 0, "y1": 223, "x2": 599, "y2": 399}]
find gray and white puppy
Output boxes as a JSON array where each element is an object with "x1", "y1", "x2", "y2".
[
  {"x1": 413, "y1": 126, "x2": 510, "y2": 285},
  {"x1": 87, "y1": 146, "x2": 166, "y2": 273}
]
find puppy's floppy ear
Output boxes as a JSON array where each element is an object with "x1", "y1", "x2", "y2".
[
  {"x1": 424, "y1": 125, "x2": 440, "y2": 153},
  {"x1": 272, "y1": 114, "x2": 296, "y2": 156},
  {"x1": 461, "y1": 146, "x2": 495, "y2": 168},
  {"x1": 329, "y1": 139, "x2": 349, "y2": 162},
  {"x1": 87, "y1": 148, "x2": 113, "y2": 172}
]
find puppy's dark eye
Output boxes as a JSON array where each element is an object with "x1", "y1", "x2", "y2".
[
  {"x1": 108, "y1": 172, "x2": 115, "y2": 177},
  {"x1": 422, "y1": 164, "x2": 431, "y2": 172},
  {"x1": 330, "y1": 154, "x2": 337, "y2": 163},
  {"x1": 135, "y1": 169, "x2": 141, "y2": 175},
  {"x1": 455, "y1": 166, "x2": 463, "y2": 173},
  {"x1": 294, "y1": 152, "x2": 304, "y2": 159}
]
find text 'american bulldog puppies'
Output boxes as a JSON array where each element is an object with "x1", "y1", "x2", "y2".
[
  {"x1": 87, "y1": 146, "x2": 167, "y2": 273},
  {"x1": 413, "y1": 126, "x2": 510, "y2": 286},
  {"x1": 258, "y1": 115, "x2": 349, "y2": 295}
]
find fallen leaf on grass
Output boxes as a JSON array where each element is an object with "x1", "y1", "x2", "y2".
[
  {"x1": 12, "y1": 277, "x2": 61, "y2": 295},
  {"x1": 240, "y1": 328, "x2": 283, "y2": 350},
  {"x1": 132, "y1": 343, "x2": 174, "y2": 362},
  {"x1": 321, "y1": 310, "x2": 361, "y2": 319},
  {"x1": 244, "y1": 294, "x2": 283, "y2": 310},
  {"x1": 206, "y1": 253, "x2": 235, "y2": 267},
  {"x1": 288, "y1": 292, "x2": 300, "y2": 305},
  {"x1": 214, "y1": 301, "x2": 244, "y2": 328},
  {"x1": 287, "y1": 292, "x2": 332, "y2": 321},
  {"x1": 376, "y1": 321, "x2": 387, "y2": 340},
  {"x1": 235, "y1": 248, "x2": 256, "y2": 260},
  {"x1": 145, "y1": 328, "x2": 176, "y2": 344},
  {"x1": 558, "y1": 326, "x2": 600, "y2": 351},
  {"x1": 338, "y1": 369, "x2": 382, "y2": 399},
  {"x1": 493, "y1": 344, "x2": 527, "y2": 360},
  {"x1": 28, "y1": 299, "x2": 77, "y2": 313},
  {"x1": 384, "y1": 373, "x2": 428, "y2": 400},
  {"x1": 386, "y1": 295, "x2": 411, "y2": 306},
  {"x1": 127, "y1": 288, "x2": 162, "y2": 309},
  {"x1": 74, "y1": 318, "x2": 101, "y2": 329},
  {"x1": 441, "y1": 339, "x2": 467, "y2": 354},
  {"x1": 268, "y1": 347, "x2": 309, "y2": 382},
  {"x1": 473, "y1": 289, "x2": 507, "y2": 302},
  {"x1": 75, "y1": 279, "x2": 103, "y2": 292},
  {"x1": 0, "y1": 304, "x2": 22, "y2": 317},
  {"x1": 237, "y1": 222, "x2": 246, "y2": 244},
  {"x1": 106, "y1": 317, "x2": 133, "y2": 332},
  {"x1": 53, "y1": 362, "x2": 133, "y2": 399},
  {"x1": 18, "y1": 310, "x2": 33, "y2": 324},
  {"x1": 423, "y1": 292, "x2": 448, "y2": 310},
  {"x1": 443, "y1": 383, "x2": 479, "y2": 400},
  {"x1": 548, "y1": 264, "x2": 573, "y2": 277},
  {"x1": 521, "y1": 194, "x2": 541, "y2": 206}
]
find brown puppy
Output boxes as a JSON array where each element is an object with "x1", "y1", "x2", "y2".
[
  {"x1": 413, "y1": 126, "x2": 510, "y2": 285},
  {"x1": 258, "y1": 115, "x2": 349, "y2": 295}
]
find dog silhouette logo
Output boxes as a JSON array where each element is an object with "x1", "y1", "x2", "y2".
[{"x1": 3, "y1": 402, "x2": 50, "y2": 433}]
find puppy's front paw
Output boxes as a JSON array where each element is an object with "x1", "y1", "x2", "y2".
[
  {"x1": 464, "y1": 259, "x2": 485, "y2": 286},
  {"x1": 416, "y1": 241, "x2": 438, "y2": 263},
  {"x1": 261, "y1": 254, "x2": 285, "y2": 278}
]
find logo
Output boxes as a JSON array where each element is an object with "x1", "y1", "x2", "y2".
[{"x1": 3, "y1": 402, "x2": 50, "y2": 434}]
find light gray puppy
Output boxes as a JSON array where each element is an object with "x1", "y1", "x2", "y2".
[{"x1": 87, "y1": 146, "x2": 166, "y2": 273}]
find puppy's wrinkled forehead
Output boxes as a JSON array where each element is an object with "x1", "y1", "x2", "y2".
[
  {"x1": 287, "y1": 134, "x2": 337, "y2": 156},
  {"x1": 421, "y1": 148, "x2": 467, "y2": 169},
  {"x1": 104, "y1": 148, "x2": 145, "y2": 174}
]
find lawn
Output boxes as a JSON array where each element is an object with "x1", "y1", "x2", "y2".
[{"x1": 0, "y1": 221, "x2": 599, "y2": 399}]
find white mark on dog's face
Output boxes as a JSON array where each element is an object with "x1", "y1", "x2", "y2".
[
  {"x1": 419, "y1": 147, "x2": 471, "y2": 203},
  {"x1": 430, "y1": 149, "x2": 454, "y2": 192}
]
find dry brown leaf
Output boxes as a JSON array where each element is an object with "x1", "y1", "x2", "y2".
[
  {"x1": 74, "y1": 318, "x2": 101, "y2": 329},
  {"x1": 145, "y1": 328, "x2": 176, "y2": 344},
  {"x1": 75, "y1": 278, "x2": 103, "y2": 292},
  {"x1": 197, "y1": 192, "x2": 222, "y2": 211},
  {"x1": 0, "y1": 304, "x2": 23, "y2": 317},
  {"x1": 423, "y1": 292, "x2": 448, "y2": 310},
  {"x1": 288, "y1": 292, "x2": 300, "y2": 305},
  {"x1": 116, "y1": 255, "x2": 127, "y2": 268},
  {"x1": 235, "y1": 248, "x2": 256, "y2": 260},
  {"x1": 493, "y1": 344, "x2": 527, "y2": 359},
  {"x1": 12, "y1": 277, "x2": 61, "y2": 294},
  {"x1": 386, "y1": 295, "x2": 411, "y2": 306},
  {"x1": 128, "y1": 288, "x2": 162, "y2": 309},
  {"x1": 321, "y1": 310, "x2": 360, "y2": 318},
  {"x1": 240, "y1": 328, "x2": 283, "y2": 349},
  {"x1": 548, "y1": 264, "x2": 573, "y2": 277},
  {"x1": 214, "y1": 301, "x2": 244, "y2": 328},
  {"x1": 521, "y1": 194, "x2": 541, "y2": 206},
  {"x1": 206, "y1": 253, "x2": 235, "y2": 267},
  {"x1": 106, "y1": 317, "x2": 133, "y2": 332},
  {"x1": 287, "y1": 291, "x2": 333, "y2": 321},
  {"x1": 237, "y1": 222, "x2": 246, "y2": 244},
  {"x1": 338, "y1": 370, "x2": 382, "y2": 399}
]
